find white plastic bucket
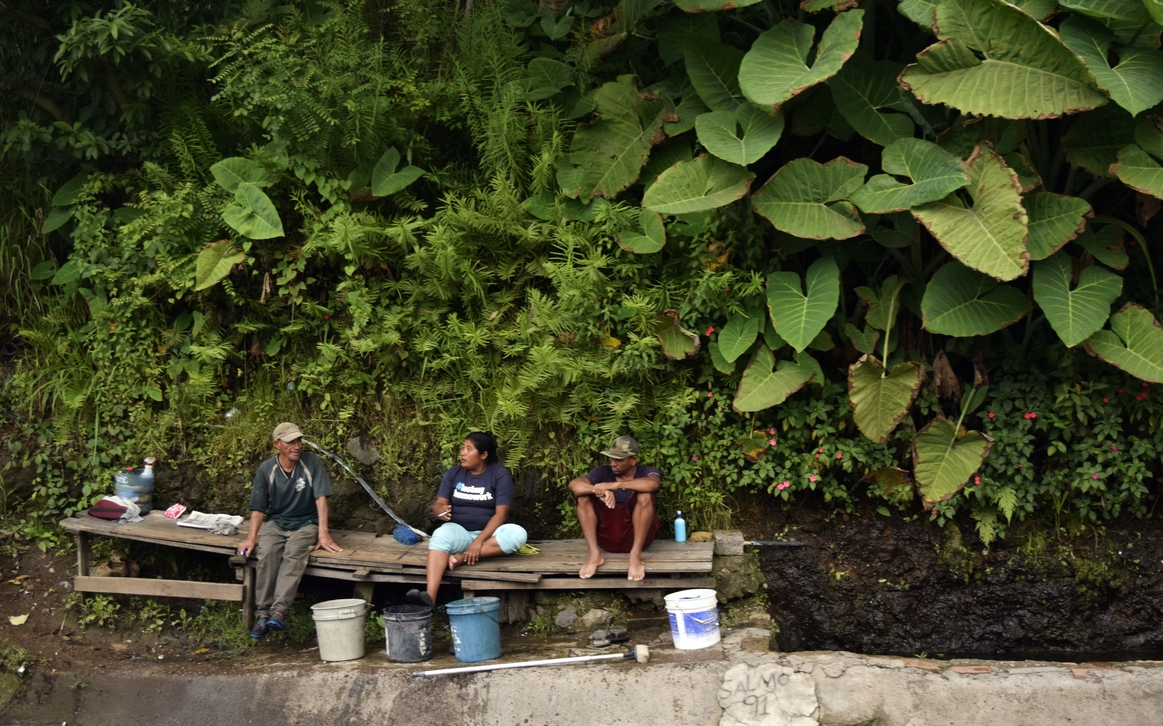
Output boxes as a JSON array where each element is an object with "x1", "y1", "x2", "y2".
[
  {"x1": 310, "y1": 598, "x2": 370, "y2": 662},
  {"x1": 664, "y1": 588, "x2": 721, "y2": 650}
]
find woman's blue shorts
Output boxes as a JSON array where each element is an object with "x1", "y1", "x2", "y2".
[{"x1": 428, "y1": 522, "x2": 527, "y2": 554}]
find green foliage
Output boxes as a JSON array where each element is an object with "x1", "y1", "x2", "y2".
[{"x1": 2, "y1": 0, "x2": 1163, "y2": 545}]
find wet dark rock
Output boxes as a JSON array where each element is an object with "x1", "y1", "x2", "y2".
[{"x1": 758, "y1": 503, "x2": 1163, "y2": 659}]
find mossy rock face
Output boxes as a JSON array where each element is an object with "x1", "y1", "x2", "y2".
[
  {"x1": 0, "y1": 672, "x2": 23, "y2": 709},
  {"x1": 714, "y1": 553, "x2": 763, "y2": 601}
]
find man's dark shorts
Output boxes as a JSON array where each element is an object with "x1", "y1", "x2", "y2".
[{"x1": 593, "y1": 491, "x2": 660, "y2": 552}]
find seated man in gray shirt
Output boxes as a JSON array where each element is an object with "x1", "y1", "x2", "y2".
[{"x1": 238, "y1": 423, "x2": 342, "y2": 638}]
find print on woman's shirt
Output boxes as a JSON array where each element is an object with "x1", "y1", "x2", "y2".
[{"x1": 454, "y1": 481, "x2": 494, "y2": 502}]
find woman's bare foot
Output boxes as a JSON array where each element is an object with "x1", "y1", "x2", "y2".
[
  {"x1": 448, "y1": 555, "x2": 459, "y2": 571},
  {"x1": 627, "y1": 554, "x2": 646, "y2": 581},
  {"x1": 579, "y1": 553, "x2": 605, "y2": 579}
]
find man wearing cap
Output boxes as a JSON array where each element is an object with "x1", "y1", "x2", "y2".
[
  {"x1": 238, "y1": 423, "x2": 343, "y2": 639},
  {"x1": 568, "y1": 435, "x2": 661, "y2": 581}
]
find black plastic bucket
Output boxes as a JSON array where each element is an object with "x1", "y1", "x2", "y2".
[{"x1": 383, "y1": 604, "x2": 433, "y2": 663}]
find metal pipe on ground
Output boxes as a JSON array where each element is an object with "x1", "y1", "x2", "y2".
[{"x1": 412, "y1": 645, "x2": 649, "y2": 678}]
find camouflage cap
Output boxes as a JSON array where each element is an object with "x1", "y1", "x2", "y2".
[{"x1": 599, "y1": 435, "x2": 639, "y2": 460}]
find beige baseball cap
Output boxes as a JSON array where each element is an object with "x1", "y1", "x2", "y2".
[
  {"x1": 600, "y1": 435, "x2": 639, "y2": 459},
  {"x1": 272, "y1": 422, "x2": 303, "y2": 442}
]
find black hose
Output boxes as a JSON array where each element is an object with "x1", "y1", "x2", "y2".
[{"x1": 304, "y1": 440, "x2": 428, "y2": 538}]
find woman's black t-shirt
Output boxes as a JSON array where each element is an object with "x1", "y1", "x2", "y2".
[{"x1": 436, "y1": 465, "x2": 516, "y2": 531}]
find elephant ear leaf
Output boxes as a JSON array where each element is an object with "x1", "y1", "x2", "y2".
[
  {"x1": 654, "y1": 310, "x2": 701, "y2": 360},
  {"x1": 194, "y1": 239, "x2": 247, "y2": 291},
  {"x1": 899, "y1": 0, "x2": 1107, "y2": 119},
  {"x1": 912, "y1": 147, "x2": 1029, "y2": 281},
  {"x1": 1059, "y1": 16, "x2": 1163, "y2": 117},
  {"x1": 851, "y1": 139, "x2": 970, "y2": 213},
  {"x1": 210, "y1": 158, "x2": 271, "y2": 192},
  {"x1": 766, "y1": 256, "x2": 842, "y2": 352},
  {"x1": 222, "y1": 183, "x2": 284, "y2": 240},
  {"x1": 618, "y1": 209, "x2": 667, "y2": 254},
  {"x1": 371, "y1": 148, "x2": 424, "y2": 197},
  {"x1": 643, "y1": 156, "x2": 755, "y2": 214},
  {"x1": 733, "y1": 347, "x2": 823, "y2": 413},
  {"x1": 569, "y1": 77, "x2": 674, "y2": 201},
  {"x1": 717, "y1": 312, "x2": 763, "y2": 363},
  {"x1": 827, "y1": 51, "x2": 915, "y2": 148},
  {"x1": 752, "y1": 157, "x2": 868, "y2": 240},
  {"x1": 695, "y1": 104, "x2": 785, "y2": 166},
  {"x1": 922, "y1": 262, "x2": 1031, "y2": 336},
  {"x1": 1084, "y1": 303, "x2": 1163, "y2": 382},
  {"x1": 1025, "y1": 192, "x2": 1092, "y2": 261},
  {"x1": 1032, "y1": 252, "x2": 1122, "y2": 347},
  {"x1": 913, "y1": 417, "x2": 993, "y2": 508},
  {"x1": 848, "y1": 355, "x2": 925, "y2": 444},
  {"x1": 684, "y1": 38, "x2": 747, "y2": 112},
  {"x1": 738, "y1": 11, "x2": 864, "y2": 113}
]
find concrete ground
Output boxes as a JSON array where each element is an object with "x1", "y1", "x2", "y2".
[{"x1": 5, "y1": 627, "x2": 1163, "y2": 725}]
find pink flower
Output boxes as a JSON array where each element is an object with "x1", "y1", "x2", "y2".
[
  {"x1": 777, "y1": 481, "x2": 790, "y2": 490},
  {"x1": 931, "y1": 509, "x2": 938, "y2": 516},
  {"x1": 814, "y1": 453, "x2": 820, "y2": 459},
  {"x1": 818, "y1": 448, "x2": 824, "y2": 453},
  {"x1": 1111, "y1": 445, "x2": 1118, "y2": 451},
  {"x1": 323, "y1": 314, "x2": 330, "y2": 320},
  {"x1": 691, "y1": 455, "x2": 698, "y2": 461},
  {"x1": 974, "y1": 476, "x2": 981, "y2": 484},
  {"x1": 707, "y1": 391, "x2": 713, "y2": 398},
  {"x1": 808, "y1": 475, "x2": 817, "y2": 482},
  {"x1": 768, "y1": 439, "x2": 777, "y2": 446},
  {"x1": 705, "y1": 326, "x2": 715, "y2": 336},
  {"x1": 1023, "y1": 412, "x2": 1037, "y2": 419},
  {"x1": 1103, "y1": 397, "x2": 1109, "y2": 403},
  {"x1": 835, "y1": 453, "x2": 843, "y2": 459},
  {"x1": 768, "y1": 428, "x2": 776, "y2": 435},
  {"x1": 1092, "y1": 473, "x2": 1100, "y2": 480},
  {"x1": 987, "y1": 412, "x2": 995, "y2": 419},
  {"x1": 1144, "y1": 381, "x2": 1150, "y2": 387}
]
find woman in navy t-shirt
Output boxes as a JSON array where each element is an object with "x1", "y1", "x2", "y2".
[{"x1": 409, "y1": 432, "x2": 527, "y2": 608}]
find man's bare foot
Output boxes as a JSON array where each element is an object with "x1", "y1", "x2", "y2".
[
  {"x1": 448, "y1": 555, "x2": 459, "y2": 571},
  {"x1": 627, "y1": 555, "x2": 646, "y2": 582},
  {"x1": 579, "y1": 553, "x2": 604, "y2": 579}
]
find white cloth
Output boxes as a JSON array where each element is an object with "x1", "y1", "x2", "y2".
[
  {"x1": 101, "y1": 495, "x2": 143, "y2": 523},
  {"x1": 177, "y1": 511, "x2": 244, "y2": 530}
]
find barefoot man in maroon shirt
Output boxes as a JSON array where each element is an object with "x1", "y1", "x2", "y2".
[{"x1": 568, "y1": 436, "x2": 661, "y2": 581}]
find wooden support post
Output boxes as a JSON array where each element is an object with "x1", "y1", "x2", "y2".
[
  {"x1": 352, "y1": 581, "x2": 375, "y2": 603},
  {"x1": 242, "y1": 565, "x2": 255, "y2": 627},
  {"x1": 76, "y1": 532, "x2": 91, "y2": 576}
]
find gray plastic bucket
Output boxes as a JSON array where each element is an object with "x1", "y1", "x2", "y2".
[{"x1": 383, "y1": 603, "x2": 433, "y2": 663}]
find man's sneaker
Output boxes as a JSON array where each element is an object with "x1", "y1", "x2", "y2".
[
  {"x1": 267, "y1": 611, "x2": 287, "y2": 631},
  {"x1": 249, "y1": 615, "x2": 270, "y2": 639}
]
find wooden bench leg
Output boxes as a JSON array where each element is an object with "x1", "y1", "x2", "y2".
[
  {"x1": 242, "y1": 565, "x2": 255, "y2": 628},
  {"x1": 76, "y1": 532, "x2": 91, "y2": 576},
  {"x1": 352, "y1": 581, "x2": 375, "y2": 603}
]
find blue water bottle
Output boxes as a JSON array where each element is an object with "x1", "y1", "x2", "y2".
[{"x1": 674, "y1": 511, "x2": 687, "y2": 543}]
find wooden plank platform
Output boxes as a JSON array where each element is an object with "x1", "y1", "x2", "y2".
[{"x1": 59, "y1": 511, "x2": 716, "y2": 624}]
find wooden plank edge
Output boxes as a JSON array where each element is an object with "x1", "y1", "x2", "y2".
[
  {"x1": 74, "y1": 576, "x2": 243, "y2": 601},
  {"x1": 457, "y1": 577, "x2": 716, "y2": 591}
]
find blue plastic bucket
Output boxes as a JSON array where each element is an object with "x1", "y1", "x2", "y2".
[{"x1": 446, "y1": 596, "x2": 501, "y2": 663}]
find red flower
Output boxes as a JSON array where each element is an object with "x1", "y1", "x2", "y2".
[
  {"x1": 931, "y1": 509, "x2": 938, "y2": 516},
  {"x1": 323, "y1": 314, "x2": 330, "y2": 320},
  {"x1": 1103, "y1": 397, "x2": 1109, "y2": 403},
  {"x1": 1111, "y1": 445, "x2": 1118, "y2": 451},
  {"x1": 987, "y1": 412, "x2": 995, "y2": 419},
  {"x1": 1144, "y1": 381, "x2": 1150, "y2": 387},
  {"x1": 835, "y1": 453, "x2": 843, "y2": 459},
  {"x1": 974, "y1": 476, "x2": 981, "y2": 484},
  {"x1": 1023, "y1": 412, "x2": 1038, "y2": 420},
  {"x1": 705, "y1": 326, "x2": 715, "y2": 336},
  {"x1": 1118, "y1": 389, "x2": 1124, "y2": 394}
]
